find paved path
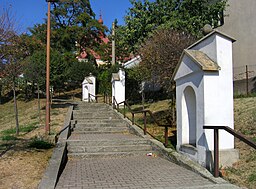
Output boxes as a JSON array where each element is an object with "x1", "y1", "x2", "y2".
[{"x1": 55, "y1": 103, "x2": 239, "y2": 189}]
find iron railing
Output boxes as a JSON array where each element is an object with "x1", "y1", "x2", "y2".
[
  {"x1": 89, "y1": 93, "x2": 112, "y2": 104},
  {"x1": 113, "y1": 97, "x2": 175, "y2": 147},
  {"x1": 203, "y1": 125, "x2": 256, "y2": 177}
]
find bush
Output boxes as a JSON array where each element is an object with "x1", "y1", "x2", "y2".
[{"x1": 28, "y1": 137, "x2": 54, "y2": 149}]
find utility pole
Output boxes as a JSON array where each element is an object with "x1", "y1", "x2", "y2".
[
  {"x1": 112, "y1": 22, "x2": 115, "y2": 65},
  {"x1": 46, "y1": 0, "x2": 58, "y2": 134}
]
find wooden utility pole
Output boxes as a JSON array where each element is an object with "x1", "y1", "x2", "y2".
[
  {"x1": 46, "y1": 0, "x2": 53, "y2": 134},
  {"x1": 112, "y1": 22, "x2": 115, "y2": 65}
]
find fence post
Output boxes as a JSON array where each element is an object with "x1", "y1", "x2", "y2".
[
  {"x1": 143, "y1": 111, "x2": 147, "y2": 135},
  {"x1": 132, "y1": 113, "x2": 134, "y2": 125},
  {"x1": 124, "y1": 103, "x2": 126, "y2": 118},
  {"x1": 88, "y1": 93, "x2": 90, "y2": 103},
  {"x1": 214, "y1": 128, "x2": 219, "y2": 177},
  {"x1": 246, "y1": 65, "x2": 249, "y2": 96},
  {"x1": 164, "y1": 126, "x2": 168, "y2": 147}
]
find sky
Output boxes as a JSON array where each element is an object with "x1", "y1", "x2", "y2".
[{"x1": 0, "y1": 0, "x2": 133, "y2": 34}]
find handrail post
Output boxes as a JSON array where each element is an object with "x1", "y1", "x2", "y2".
[
  {"x1": 143, "y1": 111, "x2": 147, "y2": 135},
  {"x1": 164, "y1": 126, "x2": 168, "y2": 147},
  {"x1": 124, "y1": 103, "x2": 126, "y2": 118},
  {"x1": 214, "y1": 128, "x2": 219, "y2": 177},
  {"x1": 132, "y1": 113, "x2": 134, "y2": 125}
]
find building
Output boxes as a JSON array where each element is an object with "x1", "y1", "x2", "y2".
[
  {"x1": 76, "y1": 15, "x2": 110, "y2": 66},
  {"x1": 173, "y1": 30, "x2": 239, "y2": 170},
  {"x1": 218, "y1": 0, "x2": 256, "y2": 93}
]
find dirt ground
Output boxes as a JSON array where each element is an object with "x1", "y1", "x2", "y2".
[{"x1": 0, "y1": 98, "x2": 69, "y2": 189}]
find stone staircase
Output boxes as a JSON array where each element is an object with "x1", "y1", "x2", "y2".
[{"x1": 67, "y1": 102, "x2": 154, "y2": 158}]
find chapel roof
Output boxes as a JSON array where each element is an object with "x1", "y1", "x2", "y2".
[
  {"x1": 112, "y1": 73, "x2": 120, "y2": 81},
  {"x1": 184, "y1": 50, "x2": 220, "y2": 71}
]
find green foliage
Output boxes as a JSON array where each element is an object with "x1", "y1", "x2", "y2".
[
  {"x1": 66, "y1": 60, "x2": 97, "y2": 86},
  {"x1": 28, "y1": 137, "x2": 54, "y2": 149},
  {"x1": 25, "y1": 0, "x2": 107, "y2": 92},
  {"x1": 97, "y1": 64, "x2": 121, "y2": 94},
  {"x1": 248, "y1": 172, "x2": 256, "y2": 182},
  {"x1": 1, "y1": 135, "x2": 18, "y2": 141},
  {"x1": 0, "y1": 123, "x2": 37, "y2": 136},
  {"x1": 117, "y1": 0, "x2": 227, "y2": 53}
]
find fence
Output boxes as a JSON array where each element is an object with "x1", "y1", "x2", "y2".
[{"x1": 233, "y1": 65, "x2": 256, "y2": 95}]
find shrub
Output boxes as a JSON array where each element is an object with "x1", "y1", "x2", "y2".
[{"x1": 28, "y1": 137, "x2": 54, "y2": 149}]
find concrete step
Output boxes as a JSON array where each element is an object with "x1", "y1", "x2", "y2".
[
  {"x1": 67, "y1": 144, "x2": 152, "y2": 153},
  {"x1": 72, "y1": 130, "x2": 130, "y2": 135},
  {"x1": 74, "y1": 103, "x2": 110, "y2": 110},
  {"x1": 68, "y1": 151, "x2": 155, "y2": 159},
  {"x1": 72, "y1": 114, "x2": 119, "y2": 119},
  {"x1": 67, "y1": 138, "x2": 150, "y2": 147},
  {"x1": 73, "y1": 119, "x2": 125, "y2": 124},
  {"x1": 74, "y1": 123, "x2": 126, "y2": 128},
  {"x1": 73, "y1": 126, "x2": 128, "y2": 132}
]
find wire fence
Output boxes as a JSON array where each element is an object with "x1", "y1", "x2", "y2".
[{"x1": 233, "y1": 65, "x2": 256, "y2": 95}]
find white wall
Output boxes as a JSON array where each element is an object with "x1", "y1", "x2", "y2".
[
  {"x1": 175, "y1": 32, "x2": 235, "y2": 166},
  {"x1": 82, "y1": 75, "x2": 96, "y2": 102},
  {"x1": 112, "y1": 70, "x2": 125, "y2": 104}
]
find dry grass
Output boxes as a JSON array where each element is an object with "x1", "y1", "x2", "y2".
[
  {"x1": 0, "y1": 97, "x2": 69, "y2": 189},
  {"x1": 123, "y1": 99, "x2": 176, "y2": 148},
  {"x1": 222, "y1": 97, "x2": 256, "y2": 189}
]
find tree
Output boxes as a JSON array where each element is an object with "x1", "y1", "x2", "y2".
[
  {"x1": 28, "y1": 0, "x2": 108, "y2": 90},
  {"x1": 97, "y1": 64, "x2": 121, "y2": 95},
  {"x1": 119, "y1": 0, "x2": 227, "y2": 53},
  {"x1": 24, "y1": 50, "x2": 46, "y2": 124},
  {"x1": 139, "y1": 28, "x2": 196, "y2": 93},
  {"x1": 0, "y1": 7, "x2": 18, "y2": 104},
  {"x1": 1, "y1": 34, "x2": 29, "y2": 135},
  {"x1": 50, "y1": 0, "x2": 107, "y2": 54}
]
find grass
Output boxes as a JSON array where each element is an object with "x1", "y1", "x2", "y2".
[
  {"x1": 248, "y1": 172, "x2": 256, "y2": 182},
  {"x1": 28, "y1": 137, "x2": 54, "y2": 149},
  {"x1": 1, "y1": 135, "x2": 18, "y2": 141},
  {"x1": 0, "y1": 123, "x2": 38, "y2": 136},
  {"x1": 119, "y1": 99, "x2": 176, "y2": 147}
]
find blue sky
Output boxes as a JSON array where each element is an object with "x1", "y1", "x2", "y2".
[{"x1": 0, "y1": 0, "x2": 133, "y2": 33}]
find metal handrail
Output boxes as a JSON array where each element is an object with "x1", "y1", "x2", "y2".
[
  {"x1": 88, "y1": 93, "x2": 105, "y2": 103},
  {"x1": 112, "y1": 98, "x2": 174, "y2": 147},
  {"x1": 203, "y1": 125, "x2": 256, "y2": 177},
  {"x1": 55, "y1": 105, "x2": 74, "y2": 143}
]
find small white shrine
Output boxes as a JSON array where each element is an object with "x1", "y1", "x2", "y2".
[
  {"x1": 82, "y1": 74, "x2": 96, "y2": 102},
  {"x1": 112, "y1": 69, "x2": 125, "y2": 105},
  {"x1": 173, "y1": 30, "x2": 239, "y2": 170}
]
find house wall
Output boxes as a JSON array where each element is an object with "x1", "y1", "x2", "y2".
[{"x1": 219, "y1": 0, "x2": 256, "y2": 79}]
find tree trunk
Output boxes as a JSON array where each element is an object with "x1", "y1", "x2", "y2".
[
  {"x1": 13, "y1": 78, "x2": 19, "y2": 135},
  {"x1": 0, "y1": 84, "x2": 2, "y2": 104},
  {"x1": 142, "y1": 91, "x2": 145, "y2": 110},
  {"x1": 25, "y1": 80, "x2": 28, "y2": 101},
  {"x1": 37, "y1": 84, "x2": 41, "y2": 126}
]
